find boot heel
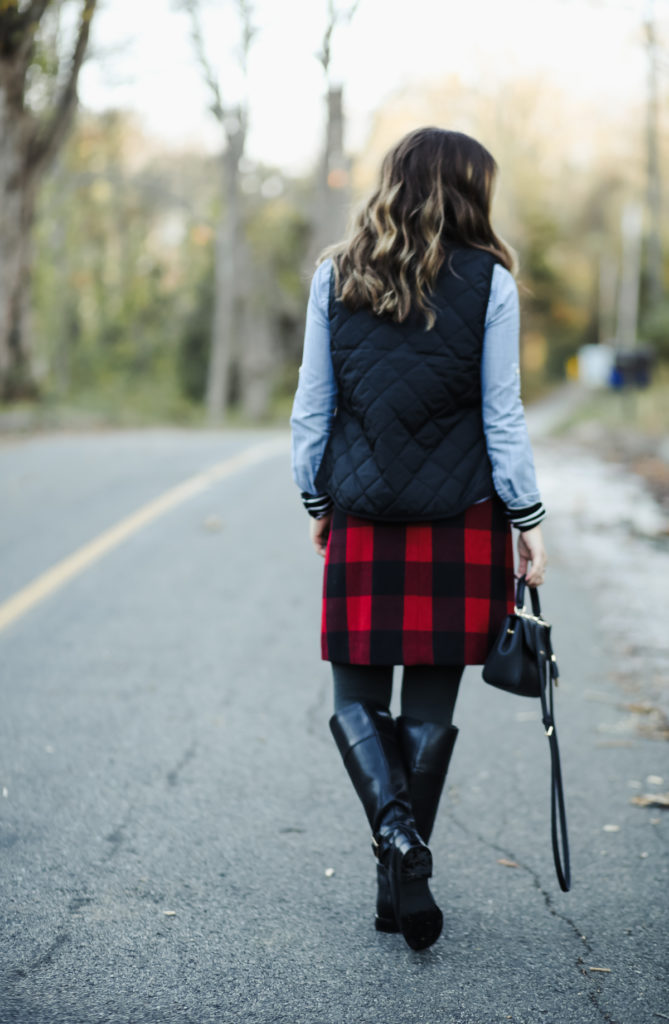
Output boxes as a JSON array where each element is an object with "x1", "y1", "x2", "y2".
[
  {"x1": 375, "y1": 864, "x2": 400, "y2": 932},
  {"x1": 375, "y1": 912, "x2": 399, "y2": 932},
  {"x1": 398, "y1": 874, "x2": 442, "y2": 951}
]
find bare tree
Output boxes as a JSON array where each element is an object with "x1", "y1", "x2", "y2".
[
  {"x1": 309, "y1": 0, "x2": 359, "y2": 265},
  {"x1": 180, "y1": 0, "x2": 254, "y2": 421},
  {"x1": 0, "y1": 0, "x2": 97, "y2": 400}
]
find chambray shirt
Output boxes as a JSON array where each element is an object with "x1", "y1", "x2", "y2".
[{"x1": 290, "y1": 258, "x2": 542, "y2": 515}]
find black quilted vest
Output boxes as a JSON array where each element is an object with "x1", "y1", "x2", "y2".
[{"x1": 316, "y1": 248, "x2": 497, "y2": 521}]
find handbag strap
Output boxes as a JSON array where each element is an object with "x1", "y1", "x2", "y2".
[
  {"x1": 515, "y1": 576, "x2": 542, "y2": 617},
  {"x1": 537, "y1": 627, "x2": 571, "y2": 892}
]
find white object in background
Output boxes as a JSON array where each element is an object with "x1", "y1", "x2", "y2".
[{"x1": 577, "y1": 344, "x2": 615, "y2": 388}]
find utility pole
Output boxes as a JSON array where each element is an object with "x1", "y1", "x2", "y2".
[
  {"x1": 616, "y1": 203, "x2": 643, "y2": 350},
  {"x1": 645, "y1": 0, "x2": 664, "y2": 305}
]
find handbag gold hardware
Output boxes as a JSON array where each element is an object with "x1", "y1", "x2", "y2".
[{"x1": 514, "y1": 605, "x2": 550, "y2": 627}]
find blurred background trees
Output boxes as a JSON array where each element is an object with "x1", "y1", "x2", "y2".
[
  {"x1": 1, "y1": 0, "x2": 667, "y2": 423},
  {"x1": 0, "y1": 0, "x2": 97, "y2": 401}
]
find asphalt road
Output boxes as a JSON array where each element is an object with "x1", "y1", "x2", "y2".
[{"x1": 0, "y1": 429, "x2": 666, "y2": 1024}]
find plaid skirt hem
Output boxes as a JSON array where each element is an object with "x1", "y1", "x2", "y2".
[{"x1": 320, "y1": 497, "x2": 515, "y2": 666}]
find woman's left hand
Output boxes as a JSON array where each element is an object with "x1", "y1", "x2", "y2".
[{"x1": 310, "y1": 513, "x2": 332, "y2": 557}]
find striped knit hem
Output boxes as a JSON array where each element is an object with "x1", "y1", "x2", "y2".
[
  {"x1": 301, "y1": 491, "x2": 334, "y2": 519},
  {"x1": 506, "y1": 501, "x2": 546, "y2": 531}
]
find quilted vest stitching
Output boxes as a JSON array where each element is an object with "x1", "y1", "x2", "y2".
[{"x1": 316, "y1": 248, "x2": 497, "y2": 521}]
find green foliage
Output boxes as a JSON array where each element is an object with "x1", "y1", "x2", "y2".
[
  {"x1": 641, "y1": 298, "x2": 669, "y2": 361},
  {"x1": 33, "y1": 110, "x2": 213, "y2": 410},
  {"x1": 30, "y1": 110, "x2": 313, "y2": 420},
  {"x1": 513, "y1": 206, "x2": 592, "y2": 394}
]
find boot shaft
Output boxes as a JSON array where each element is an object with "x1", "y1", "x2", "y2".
[
  {"x1": 329, "y1": 703, "x2": 413, "y2": 835},
  {"x1": 397, "y1": 717, "x2": 458, "y2": 842}
]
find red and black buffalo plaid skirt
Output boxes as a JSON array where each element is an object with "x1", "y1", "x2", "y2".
[{"x1": 321, "y1": 496, "x2": 515, "y2": 666}]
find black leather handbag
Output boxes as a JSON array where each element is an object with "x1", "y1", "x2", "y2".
[{"x1": 483, "y1": 577, "x2": 571, "y2": 892}]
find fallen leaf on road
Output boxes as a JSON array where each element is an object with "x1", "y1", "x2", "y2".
[
  {"x1": 630, "y1": 792, "x2": 669, "y2": 808},
  {"x1": 624, "y1": 703, "x2": 656, "y2": 715},
  {"x1": 497, "y1": 858, "x2": 518, "y2": 868},
  {"x1": 588, "y1": 967, "x2": 611, "y2": 973},
  {"x1": 203, "y1": 515, "x2": 223, "y2": 532}
]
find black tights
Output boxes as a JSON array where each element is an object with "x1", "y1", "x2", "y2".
[{"x1": 331, "y1": 663, "x2": 464, "y2": 728}]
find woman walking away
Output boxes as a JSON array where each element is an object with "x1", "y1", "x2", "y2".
[{"x1": 290, "y1": 128, "x2": 547, "y2": 951}]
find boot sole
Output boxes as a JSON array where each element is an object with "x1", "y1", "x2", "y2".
[
  {"x1": 398, "y1": 847, "x2": 442, "y2": 951},
  {"x1": 375, "y1": 913, "x2": 400, "y2": 933}
]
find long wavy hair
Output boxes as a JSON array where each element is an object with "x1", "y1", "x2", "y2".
[{"x1": 322, "y1": 127, "x2": 515, "y2": 329}]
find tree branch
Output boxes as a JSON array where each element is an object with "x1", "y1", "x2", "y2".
[
  {"x1": 344, "y1": 1, "x2": 361, "y2": 22},
  {"x1": 317, "y1": 0, "x2": 334, "y2": 75},
  {"x1": 181, "y1": 0, "x2": 255, "y2": 145},
  {"x1": 182, "y1": 0, "x2": 225, "y2": 122},
  {"x1": 316, "y1": 0, "x2": 360, "y2": 77},
  {"x1": 24, "y1": 0, "x2": 52, "y2": 23},
  {"x1": 0, "y1": 0, "x2": 51, "y2": 61},
  {"x1": 0, "y1": 3, "x2": 22, "y2": 54},
  {"x1": 29, "y1": 0, "x2": 97, "y2": 173},
  {"x1": 1, "y1": 0, "x2": 56, "y2": 116},
  {"x1": 237, "y1": 0, "x2": 256, "y2": 73}
]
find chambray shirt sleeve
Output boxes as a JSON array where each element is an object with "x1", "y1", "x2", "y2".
[
  {"x1": 290, "y1": 259, "x2": 337, "y2": 495},
  {"x1": 481, "y1": 265, "x2": 545, "y2": 521}
]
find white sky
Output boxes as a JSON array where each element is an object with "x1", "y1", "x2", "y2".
[{"x1": 79, "y1": 0, "x2": 655, "y2": 173}]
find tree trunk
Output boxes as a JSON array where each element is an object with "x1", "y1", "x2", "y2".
[
  {"x1": 205, "y1": 121, "x2": 245, "y2": 422},
  {"x1": 308, "y1": 85, "x2": 351, "y2": 268},
  {"x1": 234, "y1": 210, "x2": 273, "y2": 421},
  {"x1": 0, "y1": 94, "x2": 38, "y2": 399}
]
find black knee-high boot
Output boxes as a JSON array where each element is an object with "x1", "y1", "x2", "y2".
[
  {"x1": 398, "y1": 718, "x2": 459, "y2": 841},
  {"x1": 375, "y1": 718, "x2": 458, "y2": 933},
  {"x1": 329, "y1": 702, "x2": 443, "y2": 951}
]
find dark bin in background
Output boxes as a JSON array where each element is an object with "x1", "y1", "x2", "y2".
[{"x1": 609, "y1": 348, "x2": 655, "y2": 389}]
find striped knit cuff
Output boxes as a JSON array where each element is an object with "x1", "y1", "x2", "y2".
[
  {"x1": 301, "y1": 492, "x2": 333, "y2": 519},
  {"x1": 506, "y1": 501, "x2": 546, "y2": 531}
]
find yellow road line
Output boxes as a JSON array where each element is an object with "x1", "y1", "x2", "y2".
[{"x1": 0, "y1": 435, "x2": 289, "y2": 634}]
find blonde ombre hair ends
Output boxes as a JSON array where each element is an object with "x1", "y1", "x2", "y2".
[{"x1": 322, "y1": 128, "x2": 515, "y2": 328}]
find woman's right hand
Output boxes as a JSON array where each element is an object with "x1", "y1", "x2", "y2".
[{"x1": 516, "y1": 525, "x2": 547, "y2": 587}]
